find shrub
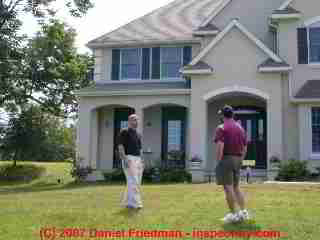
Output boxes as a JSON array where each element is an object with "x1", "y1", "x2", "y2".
[
  {"x1": 159, "y1": 168, "x2": 192, "y2": 183},
  {"x1": 103, "y1": 167, "x2": 191, "y2": 184},
  {"x1": 0, "y1": 163, "x2": 45, "y2": 181},
  {"x1": 103, "y1": 169, "x2": 126, "y2": 183},
  {"x1": 275, "y1": 159, "x2": 311, "y2": 181}
]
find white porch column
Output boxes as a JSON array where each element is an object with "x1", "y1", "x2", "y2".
[
  {"x1": 135, "y1": 107, "x2": 144, "y2": 145},
  {"x1": 267, "y1": 97, "x2": 283, "y2": 177},
  {"x1": 189, "y1": 97, "x2": 208, "y2": 182},
  {"x1": 78, "y1": 106, "x2": 99, "y2": 169},
  {"x1": 90, "y1": 109, "x2": 99, "y2": 169}
]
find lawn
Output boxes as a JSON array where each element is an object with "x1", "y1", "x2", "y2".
[{"x1": 0, "y1": 161, "x2": 320, "y2": 240}]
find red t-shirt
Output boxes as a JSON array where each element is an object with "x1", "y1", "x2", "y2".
[{"x1": 214, "y1": 119, "x2": 247, "y2": 155}]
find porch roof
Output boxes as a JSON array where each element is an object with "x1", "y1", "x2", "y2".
[{"x1": 295, "y1": 80, "x2": 320, "y2": 99}]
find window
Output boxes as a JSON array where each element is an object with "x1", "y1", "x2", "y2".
[
  {"x1": 112, "y1": 46, "x2": 189, "y2": 80},
  {"x1": 312, "y1": 107, "x2": 320, "y2": 153},
  {"x1": 309, "y1": 27, "x2": 320, "y2": 63},
  {"x1": 167, "y1": 120, "x2": 182, "y2": 151},
  {"x1": 270, "y1": 27, "x2": 278, "y2": 54},
  {"x1": 120, "y1": 48, "x2": 141, "y2": 79},
  {"x1": 161, "y1": 47, "x2": 182, "y2": 79}
]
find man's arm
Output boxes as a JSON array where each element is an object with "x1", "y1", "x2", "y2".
[
  {"x1": 118, "y1": 144, "x2": 127, "y2": 161},
  {"x1": 216, "y1": 141, "x2": 224, "y2": 162},
  {"x1": 242, "y1": 145, "x2": 247, "y2": 160}
]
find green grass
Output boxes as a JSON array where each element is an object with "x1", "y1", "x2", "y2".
[{"x1": 0, "y1": 161, "x2": 320, "y2": 240}]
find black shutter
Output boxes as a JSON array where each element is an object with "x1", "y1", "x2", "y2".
[
  {"x1": 142, "y1": 48, "x2": 150, "y2": 80},
  {"x1": 111, "y1": 49, "x2": 120, "y2": 80},
  {"x1": 183, "y1": 46, "x2": 192, "y2": 66},
  {"x1": 297, "y1": 28, "x2": 308, "y2": 64},
  {"x1": 152, "y1": 47, "x2": 160, "y2": 79}
]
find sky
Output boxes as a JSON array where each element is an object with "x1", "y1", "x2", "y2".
[{"x1": 20, "y1": 0, "x2": 174, "y2": 54}]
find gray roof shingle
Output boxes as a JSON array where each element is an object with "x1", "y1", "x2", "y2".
[
  {"x1": 87, "y1": 0, "x2": 223, "y2": 47},
  {"x1": 295, "y1": 80, "x2": 320, "y2": 99}
]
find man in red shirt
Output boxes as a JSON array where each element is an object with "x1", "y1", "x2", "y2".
[{"x1": 214, "y1": 105, "x2": 250, "y2": 223}]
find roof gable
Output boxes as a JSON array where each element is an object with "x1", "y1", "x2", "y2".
[
  {"x1": 190, "y1": 19, "x2": 283, "y2": 66},
  {"x1": 87, "y1": 0, "x2": 223, "y2": 47}
]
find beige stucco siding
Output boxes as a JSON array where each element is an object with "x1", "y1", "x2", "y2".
[
  {"x1": 278, "y1": 1, "x2": 320, "y2": 96},
  {"x1": 212, "y1": 0, "x2": 282, "y2": 50},
  {"x1": 142, "y1": 106, "x2": 163, "y2": 167},
  {"x1": 190, "y1": 26, "x2": 284, "y2": 167}
]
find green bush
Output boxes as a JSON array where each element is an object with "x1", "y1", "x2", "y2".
[
  {"x1": 103, "y1": 168, "x2": 191, "y2": 184},
  {"x1": 103, "y1": 169, "x2": 126, "y2": 183},
  {"x1": 159, "y1": 168, "x2": 192, "y2": 183},
  {"x1": 0, "y1": 164, "x2": 45, "y2": 181},
  {"x1": 275, "y1": 159, "x2": 311, "y2": 181}
]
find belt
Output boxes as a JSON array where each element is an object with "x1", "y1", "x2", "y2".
[
  {"x1": 127, "y1": 153, "x2": 141, "y2": 157},
  {"x1": 224, "y1": 153, "x2": 242, "y2": 157}
]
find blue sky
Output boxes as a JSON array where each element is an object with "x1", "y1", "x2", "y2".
[{"x1": 20, "y1": 0, "x2": 174, "y2": 53}]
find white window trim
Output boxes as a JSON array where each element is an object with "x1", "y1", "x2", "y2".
[{"x1": 311, "y1": 106, "x2": 320, "y2": 157}]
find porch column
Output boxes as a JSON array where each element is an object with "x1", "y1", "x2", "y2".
[
  {"x1": 78, "y1": 106, "x2": 98, "y2": 169},
  {"x1": 135, "y1": 107, "x2": 144, "y2": 145},
  {"x1": 190, "y1": 98, "x2": 208, "y2": 167},
  {"x1": 267, "y1": 97, "x2": 283, "y2": 170}
]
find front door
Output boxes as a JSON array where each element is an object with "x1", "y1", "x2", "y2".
[
  {"x1": 113, "y1": 107, "x2": 135, "y2": 168},
  {"x1": 235, "y1": 109, "x2": 267, "y2": 169},
  {"x1": 162, "y1": 107, "x2": 186, "y2": 168}
]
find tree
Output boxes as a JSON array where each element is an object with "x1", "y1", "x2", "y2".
[
  {"x1": 1, "y1": 19, "x2": 94, "y2": 117},
  {"x1": 0, "y1": 0, "x2": 94, "y2": 117},
  {"x1": 1, "y1": 104, "x2": 76, "y2": 166},
  {"x1": 24, "y1": 19, "x2": 94, "y2": 116}
]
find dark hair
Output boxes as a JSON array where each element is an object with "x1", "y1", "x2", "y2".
[
  {"x1": 222, "y1": 105, "x2": 233, "y2": 119},
  {"x1": 223, "y1": 111, "x2": 233, "y2": 118}
]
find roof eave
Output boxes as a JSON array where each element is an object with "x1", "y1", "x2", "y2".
[
  {"x1": 86, "y1": 38, "x2": 202, "y2": 49},
  {"x1": 271, "y1": 13, "x2": 301, "y2": 20},
  {"x1": 192, "y1": 30, "x2": 219, "y2": 36},
  {"x1": 180, "y1": 69, "x2": 213, "y2": 75},
  {"x1": 291, "y1": 98, "x2": 320, "y2": 103},
  {"x1": 258, "y1": 66, "x2": 292, "y2": 73}
]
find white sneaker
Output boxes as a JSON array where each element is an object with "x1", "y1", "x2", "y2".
[
  {"x1": 221, "y1": 213, "x2": 240, "y2": 223},
  {"x1": 237, "y1": 209, "x2": 250, "y2": 221}
]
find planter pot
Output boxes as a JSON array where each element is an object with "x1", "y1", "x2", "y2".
[{"x1": 190, "y1": 161, "x2": 202, "y2": 169}]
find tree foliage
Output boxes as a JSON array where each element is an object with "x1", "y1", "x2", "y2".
[
  {"x1": 0, "y1": 0, "x2": 94, "y2": 117},
  {"x1": 0, "y1": 104, "x2": 76, "y2": 165}
]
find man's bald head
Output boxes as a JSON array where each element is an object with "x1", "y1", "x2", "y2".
[{"x1": 128, "y1": 114, "x2": 139, "y2": 129}]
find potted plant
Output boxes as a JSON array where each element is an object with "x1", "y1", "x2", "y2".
[
  {"x1": 189, "y1": 155, "x2": 203, "y2": 168},
  {"x1": 269, "y1": 156, "x2": 281, "y2": 170}
]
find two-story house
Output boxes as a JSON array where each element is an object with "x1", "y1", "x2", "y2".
[{"x1": 75, "y1": 0, "x2": 320, "y2": 182}]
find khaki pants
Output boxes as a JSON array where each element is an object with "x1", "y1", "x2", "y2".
[{"x1": 121, "y1": 155, "x2": 144, "y2": 208}]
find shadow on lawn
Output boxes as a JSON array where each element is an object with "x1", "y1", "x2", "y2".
[
  {"x1": 222, "y1": 220, "x2": 262, "y2": 239},
  {"x1": 115, "y1": 207, "x2": 143, "y2": 218},
  {"x1": 0, "y1": 181, "x2": 125, "y2": 195}
]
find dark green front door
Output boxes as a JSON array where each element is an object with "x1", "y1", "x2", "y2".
[
  {"x1": 162, "y1": 107, "x2": 186, "y2": 168},
  {"x1": 113, "y1": 107, "x2": 135, "y2": 168},
  {"x1": 236, "y1": 110, "x2": 267, "y2": 169}
]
